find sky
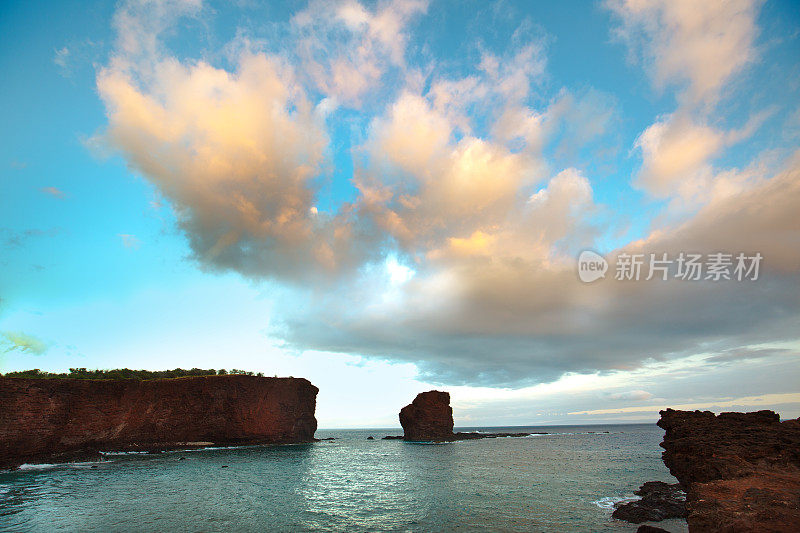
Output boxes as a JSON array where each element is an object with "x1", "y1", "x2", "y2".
[{"x1": 1, "y1": 0, "x2": 799, "y2": 428}]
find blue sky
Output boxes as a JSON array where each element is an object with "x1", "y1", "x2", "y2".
[{"x1": 1, "y1": 0, "x2": 799, "y2": 427}]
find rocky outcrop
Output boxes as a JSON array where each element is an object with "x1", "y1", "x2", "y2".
[
  {"x1": 399, "y1": 391, "x2": 455, "y2": 441},
  {"x1": 657, "y1": 409, "x2": 800, "y2": 532},
  {"x1": 0, "y1": 375, "x2": 318, "y2": 469},
  {"x1": 397, "y1": 391, "x2": 538, "y2": 441},
  {"x1": 612, "y1": 481, "x2": 687, "y2": 523}
]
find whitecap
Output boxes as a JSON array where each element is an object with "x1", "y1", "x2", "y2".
[
  {"x1": 69, "y1": 460, "x2": 113, "y2": 468},
  {"x1": 591, "y1": 494, "x2": 637, "y2": 510},
  {"x1": 101, "y1": 450, "x2": 150, "y2": 456},
  {"x1": 17, "y1": 463, "x2": 58, "y2": 471}
]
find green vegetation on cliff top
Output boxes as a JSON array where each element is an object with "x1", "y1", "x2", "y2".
[{"x1": 0, "y1": 368, "x2": 267, "y2": 380}]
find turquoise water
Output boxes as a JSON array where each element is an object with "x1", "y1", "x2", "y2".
[{"x1": 0, "y1": 424, "x2": 687, "y2": 532}]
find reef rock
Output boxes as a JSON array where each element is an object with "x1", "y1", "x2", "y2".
[
  {"x1": 658, "y1": 408, "x2": 800, "y2": 532},
  {"x1": 0, "y1": 375, "x2": 318, "y2": 469},
  {"x1": 636, "y1": 526, "x2": 671, "y2": 533},
  {"x1": 612, "y1": 481, "x2": 687, "y2": 523}
]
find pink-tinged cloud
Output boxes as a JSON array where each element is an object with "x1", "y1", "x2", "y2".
[
  {"x1": 40, "y1": 187, "x2": 67, "y2": 199},
  {"x1": 94, "y1": 0, "x2": 799, "y2": 387}
]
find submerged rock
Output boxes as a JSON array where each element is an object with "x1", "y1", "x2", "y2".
[
  {"x1": 657, "y1": 409, "x2": 800, "y2": 532},
  {"x1": 452, "y1": 431, "x2": 543, "y2": 439},
  {"x1": 612, "y1": 481, "x2": 686, "y2": 523}
]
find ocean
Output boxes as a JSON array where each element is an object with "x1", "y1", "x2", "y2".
[{"x1": 0, "y1": 424, "x2": 687, "y2": 532}]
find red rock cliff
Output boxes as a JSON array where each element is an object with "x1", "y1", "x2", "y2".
[
  {"x1": 0, "y1": 375, "x2": 318, "y2": 469},
  {"x1": 658, "y1": 409, "x2": 800, "y2": 532}
]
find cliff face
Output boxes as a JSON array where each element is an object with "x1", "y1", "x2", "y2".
[
  {"x1": 658, "y1": 409, "x2": 800, "y2": 532},
  {"x1": 399, "y1": 391, "x2": 454, "y2": 441},
  {"x1": 0, "y1": 375, "x2": 318, "y2": 469}
]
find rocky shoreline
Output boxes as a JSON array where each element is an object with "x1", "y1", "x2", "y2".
[
  {"x1": 615, "y1": 409, "x2": 800, "y2": 532},
  {"x1": 612, "y1": 481, "x2": 687, "y2": 523}
]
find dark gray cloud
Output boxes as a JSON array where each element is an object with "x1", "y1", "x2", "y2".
[{"x1": 704, "y1": 347, "x2": 797, "y2": 364}]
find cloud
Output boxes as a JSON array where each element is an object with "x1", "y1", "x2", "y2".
[
  {"x1": 605, "y1": 390, "x2": 653, "y2": 401},
  {"x1": 117, "y1": 233, "x2": 141, "y2": 249},
  {"x1": 53, "y1": 46, "x2": 70, "y2": 74},
  {"x1": 633, "y1": 110, "x2": 772, "y2": 201},
  {"x1": 361, "y1": 91, "x2": 545, "y2": 254},
  {"x1": 292, "y1": 0, "x2": 427, "y2": 105},
  {"x1": 569, "y1": 392, "x2": 800, "y2": 416},
  {"x1": 608, "y1": 0, "x2": 772, "y2": 207},
  {"x1": 279, "y1": 154, "x2": 800, "y2": 386},
  {"x1": 1, "y1": 331, "x2": 49, "y2": 355},
  {"x1": 2, "y1": 228, "x2": 60, "y2": 248},
  {"x1": 96, "y1": 0, "x2": 799, "y2": 389},
  {"x1": 607, "y1": 0, "x2": 761, "y2": 104},
  {"x1": 704, "y1": 347, "x2": 796, "y2": 364},
  {"x1": 632, "y1": 152, "x2": 800, "y2": 271},
  {"x1": 40, "y1": 186, "x2": 67, "y2": 199},
  {"x1": 111, "y1": 0, "x2": 202, "y2": 63},
  {"x1": 97, "y1": 1, "x2": 381, "y2": 281}
]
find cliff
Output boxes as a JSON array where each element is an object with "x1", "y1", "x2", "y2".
[
  {"x1": 399, "y1": 390, "x2": 455, "y2": 441},
  {"x1": 0, "y1": 375, "x2": 318, "y2": 469},
  {"x1": 658, "y1": 409, "x2": 800, "y2": 532}
]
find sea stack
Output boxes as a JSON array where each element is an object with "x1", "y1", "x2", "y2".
[
  {"x1": 399, "y1": 390, "x2": 455, "y2": 441},
  {"x1": 397, "y1": 391, "x2": 536, "y2": 441},
  {"x1": 657, "y1": 408, "x2": 800, "y2": 532},
  {"x1": 0, "y1": 375, "x2": 318, "y2": 469}
]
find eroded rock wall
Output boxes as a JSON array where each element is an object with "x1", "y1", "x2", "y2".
[{"x1": 0, "y1": 375, "x2": 318, "y2": 469}]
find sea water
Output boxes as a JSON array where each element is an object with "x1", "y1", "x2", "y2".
[{"x1": 0, "y1": 424, "x2": 688, "y2": 532}]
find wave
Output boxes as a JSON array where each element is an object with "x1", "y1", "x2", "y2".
[
  {"x1": 15, "y1": 460, "x2": 113, "y2": 471},
  {"x1": 16, "y1": 463, "x2": 59, "y2": 471},
  {"x1": 591, "y1": 494, "x2": 638, "y2": 511},
  {"x1": 543, "y1": 431, "x2": 614, "y2": 436},
  {"x1": 101, "y1": 450, "x2": 153, "y2": 456},
  {"x1": 69, "y1": 460, "x2": 113, "y2": 468}
]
